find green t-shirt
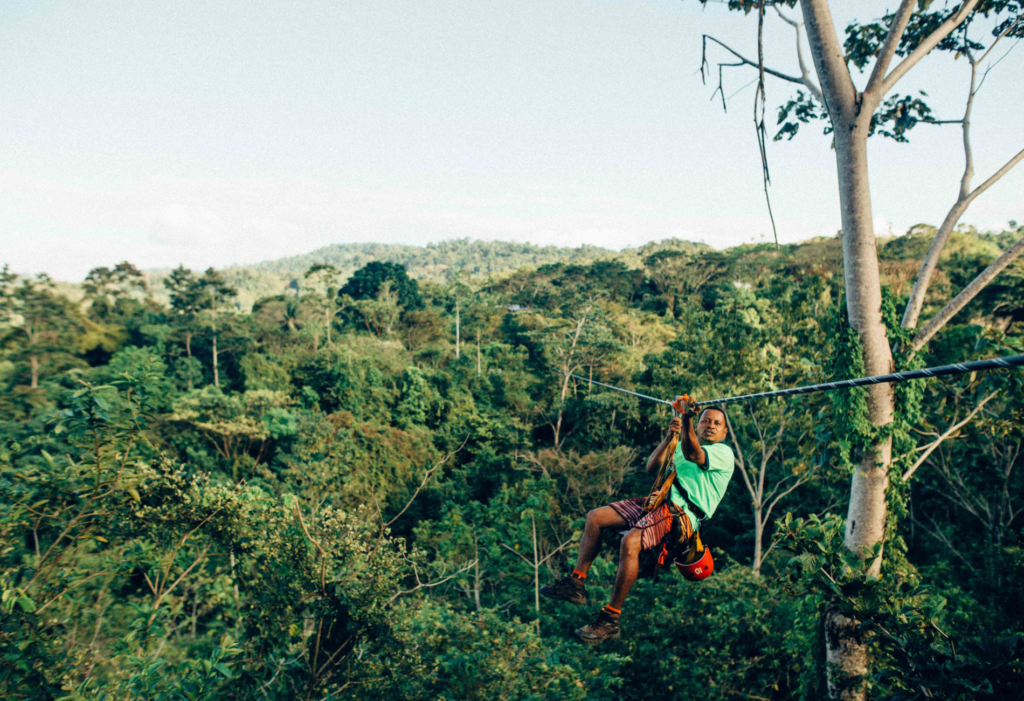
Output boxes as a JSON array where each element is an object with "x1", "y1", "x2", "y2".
[{"x1": 668, "y1": 441, "x2": 735, "y2": 531}]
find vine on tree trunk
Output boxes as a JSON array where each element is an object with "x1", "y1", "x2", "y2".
[{"x1": 826, "y1": 288, "x2": 925, "y2": 569}]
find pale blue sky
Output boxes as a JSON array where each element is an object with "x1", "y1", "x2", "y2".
[{"x1": 2, "y1": 0, "x2": 1021, "y2": 281}]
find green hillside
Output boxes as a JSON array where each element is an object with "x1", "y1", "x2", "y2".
[{"x1": 149, "y1": 238, "x2": 712, "y2": 310}]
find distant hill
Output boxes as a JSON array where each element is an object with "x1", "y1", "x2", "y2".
[
  {"x1": 141, "y1": 228, "x2": 1019, "y2": 311},
  {"x1": 150, "y1": 238, "x2": 712, "y2": 310},
  {"x1": 253, "y1": 240, "x2": 621, "y2": 278}
]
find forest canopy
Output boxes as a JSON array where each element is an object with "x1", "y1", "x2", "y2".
[{"x1": 1, "y1": 229, "x2": 1023, "y2": 700}]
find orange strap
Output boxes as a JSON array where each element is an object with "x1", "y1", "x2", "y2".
[{"x1": 645, "y1": 433, "x2": 679, "y2": 513}]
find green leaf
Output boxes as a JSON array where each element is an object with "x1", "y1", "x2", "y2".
[{"x1": 16, "y1": 596, "x2": 37, "y2": 612}]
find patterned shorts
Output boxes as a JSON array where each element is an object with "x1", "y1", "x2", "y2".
[{"x1": 609, "y1": 496, "x2": 691, "y2": 551}]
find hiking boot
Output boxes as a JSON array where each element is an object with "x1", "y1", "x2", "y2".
[
  {"x1": 576, "y1": 608, "x2": 620, "y2": 645},
  {"x1": 539, "y1": 575, "x2": 587, "y2": 606}
]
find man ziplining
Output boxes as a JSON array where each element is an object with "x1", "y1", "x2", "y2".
[
  {"x1": 533, "y1": 353, "x2": 1024, "y2": 644},
  {"x1": 541, "y1": 396, "x2": 735, "y2": 644}
]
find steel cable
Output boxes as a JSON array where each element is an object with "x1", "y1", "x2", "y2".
[{"x1": 568, "y1": 353, "x2": 1024, "y2": 409}]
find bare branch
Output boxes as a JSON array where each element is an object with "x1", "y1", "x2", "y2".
[
  {"x1": 538, "y1": 538, "x2": 574, "y2": 566},
  {"x1": 977, "y1": 14, "x2": 1024, "y2": 65},
  {"x1": 294, "y1": 505, "x2": 327, "y2": 594},
  {"x1": 389, "y1": 559, "x2": 476, "y2": 603},
  {"x1": 865, "y1": 0, "x2": 917, "y2": 97},
  {"x1": 499, "y1": 542, "x2": 536, "y2": 566},
  {"x1": 703, "y1": 35, "x2": 808, "y2": 87},
  {"x1": 155, "y1": 547, "x2": 208, "y2": 608},
  {"x1": 902, "y1": 391, "x2": 999, "y2": 481},
  {"x1": 725, "y1": 413, "x2": 757, "y2": 500},
  {"x1": 774, "y1": 8, "x2": 824, "y2": 102},
  {"x1": 902, "y1": 43, "x2": 1024, "y2": 332},
  {"x1": 879, "y1": 0, "x2": 981, "y2": 97},
  {"x1": 913, "y1": 513, "x2": 967, "y2": 559},
  {"x1": 763, "y1": 472, "x2": 814, "y2": 525},
  {"x1": 963, "y1": 146, "x2": 1024, "y2": 208},
  {"x1": 912, "y1": 231, "x2": 1024, "y2": 351},
  {"x1": 36, "y1": 570, "x2": 114, "y2": 614},
  {"x1": 385, "y1": 436, "x2": 469, "y2": 528}
]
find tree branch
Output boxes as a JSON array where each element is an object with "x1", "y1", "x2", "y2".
[
  {"x1": 500, "y1": 542, "x2": 536, "y2": 566},
  {"x1": 385, "y1": 436, "x2": 468, "y2": 528},
  {"x1": 725, "y1": 413, "x2": 757, "y2": 500},
  {"x1": 799, "y1": 0, "x2": 858, "y2": 120},
  {"x1": 902, "y1": 40, "x2": 1024, "y2": 332},
  {"x1": 389, "y1": 559, "x2": 476, "y2": 603},
  {"x1": 864, "y1": 0, "x2": 917, "y2": 98},
  {"x1": 902, "y1": 391, "x2": 999, "y2": 481},
  {"x1": 913, "y1": 513, "x2": 967, "y2": 560},
  {"x1": 763, "y1": 471, "x2": 813, "y2": 526},
  {"x1": 538, "y1": 538, "x2": 574, "y2": 566},
  {"x1": 703, "y1": 35, "x2": 809, "y2": 88},
  {"x1": 912, "y1": 231, "x2": 1024, "y2": 351},
  {"x1": 879, "y1": 0, "x2": 981, "y2": 97},
  {"x1": 774, "y1": 8, "x2": 824, "y2": 103},
  {"x1": 977, "y1": 14, "x2": 1024, "y2": 66},
  {"x1": 963, "y1": 146, "x2": 1024, "y2": 209}
]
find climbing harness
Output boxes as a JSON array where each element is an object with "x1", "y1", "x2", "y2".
[{"x1": 569, "y1": 353, "x2": 1024, "y2": 410}]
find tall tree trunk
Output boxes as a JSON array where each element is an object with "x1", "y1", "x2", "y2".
[
  {"x1": 455, "y1": 300, "x2": 460, "y2": 359},
  {"x1": 833, "y1": 126, "x2": 895, "y2": 576},
  {"x1": 752, "y1": 509, "x2": 764, "y2": 577},
  {"x1": 801, "y1": 2, "x2": 895, "y2": 698},
  {"x1": 825, "y1": 129, "x2": 893, "y2": 701},
  {"x1": 826, "y1": 85, "x2": 895, "y2": 701},
  {"x1": 799, "y1": 0, "x2": 989, "y2": 694},
  {"x1": 30, "y1": 353, "x2": 39, "y2": 389},
  {"x1": 553, "y1": 311, "x2": 589, "y2": 449},
  {"x1": 212, "y1": 333, "x2": 219, "y2": 387},
  {"x1": 473, "y1": 535, "x2": 482, "y2": 613},
  {"x1": 532, "y1": 515, "x2": 539, "y2": 614},
  {"x1": 184, "y1": 331, "x2": 194, "y2": 389}
]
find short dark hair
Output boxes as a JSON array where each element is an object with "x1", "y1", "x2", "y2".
[{"x1": 699, "y1": 405, "x2": 728, "y2": 424}]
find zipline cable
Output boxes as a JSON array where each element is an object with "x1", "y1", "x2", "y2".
[
  {"x1": 569, "y1": 353, "x2": 1024, "y2": 409},
  {"x1": 563, "y1": 375, "x2": 676, "y2": 408}
]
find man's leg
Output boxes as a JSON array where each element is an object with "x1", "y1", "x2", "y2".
[
  {"x1": 573, "y1": 506, "x2": 628, "y2": 577},
  {"x1": 576, "y1": 528, "x2": 642, "y2": 644},
  {"x1": 541, "y1": 505, "x2": 628, "y2": 605},
  {"x1": 608, "y1": 528, "x2": 642, "y2": 610}
]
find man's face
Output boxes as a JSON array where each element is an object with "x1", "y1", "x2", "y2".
[{"x1": 697, "y1": 408, "x2": 728, "y2": 443}]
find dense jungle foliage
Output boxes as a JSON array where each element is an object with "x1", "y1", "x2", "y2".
[{"x1": 2, "y1": 227, "x2": 1023, "y2": 700}]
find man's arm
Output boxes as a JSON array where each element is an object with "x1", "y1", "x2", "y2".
[
  {"x1": 646, "y1": 416, "x2": 682, "y2": 474},
  {"x1": 678, "y1": 397, "x2": 707, "y2": 467}
]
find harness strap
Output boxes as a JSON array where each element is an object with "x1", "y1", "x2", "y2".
[
  {"x1": 645, "y1": 432, "x2": 680, "y2": 513},
  {"x1": 674, "y1": 484, "x2": 708, "y2": 521}
]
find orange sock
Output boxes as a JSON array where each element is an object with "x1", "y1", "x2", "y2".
[{"x1": 572, "y1": 569, "x2": 587, "y2": 581}]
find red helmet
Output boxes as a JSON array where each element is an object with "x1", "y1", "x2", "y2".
[{"x1": 676, "y1": 546, "x2": 714, "y2": 581}]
